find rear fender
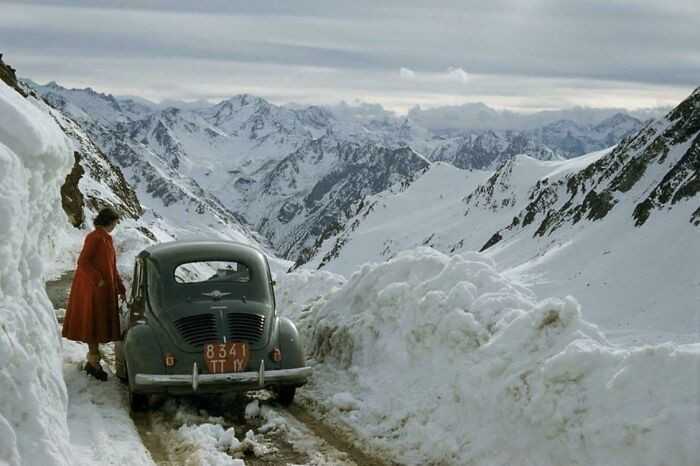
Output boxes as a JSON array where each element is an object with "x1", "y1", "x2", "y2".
[
  {"x1": 277, "y1": 317, "x2": 305, "y2": 370},
  {"x1": 124, "y1": 323, "x2": 164, "y2": 390}
]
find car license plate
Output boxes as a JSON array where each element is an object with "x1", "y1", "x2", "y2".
[{"x1": 203, "y1": 342, "x2": 250, "y2": 374}]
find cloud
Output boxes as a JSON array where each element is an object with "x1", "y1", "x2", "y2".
[
  {"x1": 400, "y1": 67, "x2": 416, "y2": 79},
  {"x1": 1, "y1": 1, "x2": 697, "y2": 112},
  {"x1": 446, "y1": 67, "x2": 469, "y2": 83}
]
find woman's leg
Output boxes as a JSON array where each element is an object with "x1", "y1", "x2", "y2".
[
  {"x1": 87, "y1": 342, "x2": 100, "y2": 366},
  {"x1": 85, "y1": 342, "x2": 108, "y2": 381}
]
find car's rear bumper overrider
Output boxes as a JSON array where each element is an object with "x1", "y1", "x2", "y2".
[{"x1": 134, "y1": 360, "x2": 312, "y2": 392}]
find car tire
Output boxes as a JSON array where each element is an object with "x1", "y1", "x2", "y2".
[
  {"x1": 277, "y1": 386, "x2": 296, "y2": 406},
  {"x1": 114, "y1": 341, "x2": 128, "y2": 384},
  {"x1": 129, "y1": 386, "x2": 149, "y2": 412}
]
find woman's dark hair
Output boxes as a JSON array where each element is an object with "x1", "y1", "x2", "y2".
[{"x1": 93, "y1": 207, "x2": 120, "y2": 227}]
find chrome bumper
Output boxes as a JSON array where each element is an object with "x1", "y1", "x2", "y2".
[{"x1": 134, "y1": 360, "x2": 312, "y2": 392}]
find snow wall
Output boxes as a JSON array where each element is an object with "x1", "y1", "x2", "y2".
[
  {"x1": 0, "y1": 82, "x2": 73, "y2": 465},
  {"x1": 282, "y1": 248, "x2": 700, "y2": 466}
]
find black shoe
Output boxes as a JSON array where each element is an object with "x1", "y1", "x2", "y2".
[{"x1": 85, "y1": 362, "x2": 108, "y2": 381}]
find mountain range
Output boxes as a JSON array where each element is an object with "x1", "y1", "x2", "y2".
[
  {"x1": 5, "y1": 55, "x2": 698, "y2": 340},
  {"x1": 28, "y1": 80, "x2": 647, "y2": 265},
  {"x1": 303, "y1": 87, "x2": 699, "y2": 342}
]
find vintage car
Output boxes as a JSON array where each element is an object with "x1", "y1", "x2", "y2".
[{"x1": 115, "y1": 241, "x2": 311, "y2": 410}]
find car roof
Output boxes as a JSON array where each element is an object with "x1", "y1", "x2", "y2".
[{"x1": 140, "y1": 240, "x2": 269, "y2": 270}]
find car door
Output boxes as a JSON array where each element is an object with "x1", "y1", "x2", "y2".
[{"x1": 126, "y1": 258, "x2": 146, "y2": 330}]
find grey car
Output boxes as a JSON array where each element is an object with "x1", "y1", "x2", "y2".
[{"x1": 115, "y1": 241, "x2": 311, "y2": 410}]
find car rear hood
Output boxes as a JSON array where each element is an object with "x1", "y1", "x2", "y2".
[{"x1": 152, "y1": 299, "x2": 274, "y2": 353}]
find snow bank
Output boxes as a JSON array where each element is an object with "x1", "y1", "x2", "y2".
[
  {"x1": 0, "y1": 83, "x2": 73, "y2": 464},
  {"x1": 175, "y1": 423, "x2": 245, "y2": 466},
  {"x1": 292, "y1": 248, "x2": 700, "y2": 466},
  {"x1": 61, "y1": 340, "x2": 154, "y2": 466},
  {"x1": 275, "y1": 268, "x2": 346, "y2": 345}
]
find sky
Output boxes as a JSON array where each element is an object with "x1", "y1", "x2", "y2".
[{"x1": 1, "y1": 0, "x2": 699, "y2": 113}]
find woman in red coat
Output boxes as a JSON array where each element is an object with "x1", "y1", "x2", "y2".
[{"x1": 62, "y1": 207, "x2": 126, "y2": 381}]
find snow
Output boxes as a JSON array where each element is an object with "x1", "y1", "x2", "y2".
[
  {"x1": 3, "y1": 74, "x2": 696, "y2": 466},
  {"x1": 281, "y1": 247, "x2": 700, "y2": 466},
  {"x1": 304, "y1": 161, "x2": 492, "y2": 275},
  {"x1": 0, "y1": 82, "x2": 74, "y2": 466},
  {"x1": 493, "y1": 194, "x2": 700, "y2": 344},
  {"x1": 256, "y1": 404, "x2": 357, "y2": 466},
  {"x1": 305, "y1": 149, "x2": 699, "y2": 344},
  {"x1": 175, "y1": 423, "x2": 245, "y2": 465},
  {"x1": 61, "y1": 340, "x2": 154, "y2": 466},
  {"x1": 35, "y1": 79, "x2": 643, "y2": 267},
  {"x1": 331, "y1": 392, "x2": 360, "y2": 412},
  {"x1": 0, "y1": 80, "x2": 158, "y2": 466},
  {"x1": 244, "y1": 400, "x2": 261, "y2": 419},
  {"x1": 276, "y1": 268, "x2": 347, "y2": 319}
]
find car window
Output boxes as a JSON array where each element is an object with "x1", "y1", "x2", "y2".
[
  {"x1": 174, "y1": 260, "x2": 251, "y2": 284},
  {"x1": 129, "y1": 258, "x2": 143, "y2": 302}
]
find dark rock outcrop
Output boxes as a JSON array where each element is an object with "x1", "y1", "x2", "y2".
[
  {"x1": 60, "y1": 152, "x2": 86, "y2": 227},
  {"x1": 0, "y1": 54, "x2": 26, "y2": 96},
  {"x1": 480, "y1": 87, "x2": 700, "y2": 251}
]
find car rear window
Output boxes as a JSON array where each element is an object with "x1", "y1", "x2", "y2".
[{"x1": 174, "y1": 261, "x2": 251, "y2": 284}]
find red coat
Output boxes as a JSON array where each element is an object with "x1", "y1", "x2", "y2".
[{"x1": 62, "y1": 228, "x2": 126, "y2": 344}]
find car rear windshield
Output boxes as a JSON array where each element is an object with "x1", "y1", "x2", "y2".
[
  {"x1": 174, "y1": 261, "x2": 251, "y2": 284},
  {"x1": 160, "y1": 259, "x2": 272, "y2": 305}
]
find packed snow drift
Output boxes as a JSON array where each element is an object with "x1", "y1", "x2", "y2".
[
  {"x1": 0, "y1": 82, "x2": 74, "y2": 465},
  {"x1": 280, "y1": 248, "x2": 700, "y2": 466}
]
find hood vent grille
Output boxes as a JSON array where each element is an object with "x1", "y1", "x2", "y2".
[
  {"x1": 227, "y1": 313, "x2": 265, "y2": 344},
  {"x1": 173, "y1": 313, "x2": 218, "y2": 348}
]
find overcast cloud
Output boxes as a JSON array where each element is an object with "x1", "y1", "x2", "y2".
[{"x1": 1, "y1": 0, "x2": 698, "y2": 112}]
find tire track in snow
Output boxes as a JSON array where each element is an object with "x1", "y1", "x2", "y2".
[{"x1": 128, "y1": 393, "x2": 374, "y2": 466}]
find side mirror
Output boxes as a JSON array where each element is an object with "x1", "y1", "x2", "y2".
[{"x1": 271, "y1": 280, "x2": 277, "y2": 287}]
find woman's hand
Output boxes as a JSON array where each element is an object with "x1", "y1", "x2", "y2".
[{"x1": 97, "y1": 279, "x2": 105, "y2": 288}]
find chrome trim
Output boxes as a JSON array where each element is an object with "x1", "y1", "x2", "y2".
[
  {"x1": 258, "y1": 359, "x2": 265, "y2": 387},
  {"x1": 192, "y1": 362, "x2": 199, "y2": 392},
  {"x1": 135, "y1": 366, "x2": 312, "y2": 387},
  {"x1": 202, "y1": 290, "x2": 231, "y2": 299}
]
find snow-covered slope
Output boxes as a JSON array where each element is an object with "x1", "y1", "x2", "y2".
[
  {"x1": 304, "y1": 161, "x2": 492, "y2": 273},
  {"x1": 305, "y1": 151, "x2": 609, "y2": 275},
  {"x1": 280, "y1": 248, "x2": 700, "y2": 466},
  {"x1": 483, "y1": 87, "x2": 700, "y2": 342},
  {"x1": 250, "y1": 138, "x2": 430, "y2": 264},
  {"x1": 32, "y1": 84, "x2": 270, "y2": 250},
  {"x1": 304, "y1": 88, "x2": 699, "y2": 342},
  {"x1": 30, "y1": 83, "x2": 430, "y2": 261},
  {"x1": 0, "y1": 80, "x2": 73, "y2": 466}
]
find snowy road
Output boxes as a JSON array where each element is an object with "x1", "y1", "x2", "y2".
[
  {"x1": 48, "y1": 273, "x2": 396, "y2": 466},
  {"x1": 128, "y1": 392, "x2": 394, "y2": 466}
]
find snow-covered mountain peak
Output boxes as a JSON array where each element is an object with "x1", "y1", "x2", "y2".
[
  {"x1": 666, "y1": 85, "x2": 700, "y2": 125},
  {"x1": 29, "y1": 80, "x2": 152, "y2": 124},
  {"x1": 27, "y1": 78, "x2": 661, "y2": 266},
  {"x1": 594, "y1": 112, "x2": 641, "y2": 129},
  {"x1": 220, "y1": 93, "x2": 270, "y2": 108}
]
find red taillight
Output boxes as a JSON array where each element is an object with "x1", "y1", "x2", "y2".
[
  {"x1": 164, "y1": 353, "x2": 176, "y2": 367},
  {"x1": 271, "y1": 348, "x2": 282, "y2": 363}
]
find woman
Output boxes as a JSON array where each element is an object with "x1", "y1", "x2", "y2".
[{"x1": 62, "y1": 207, "x2": 126, "y2": 381}]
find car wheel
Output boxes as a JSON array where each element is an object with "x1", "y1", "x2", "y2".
[
  {"x1": 114, "y1": 342, "x2": 128, "y2": 384},
  {"x1": 277, "y1": 386, "x2": 296, "y2": 406},
  {"x1": 129, "y1": 385, "x2": 149, "y2": 412}
]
